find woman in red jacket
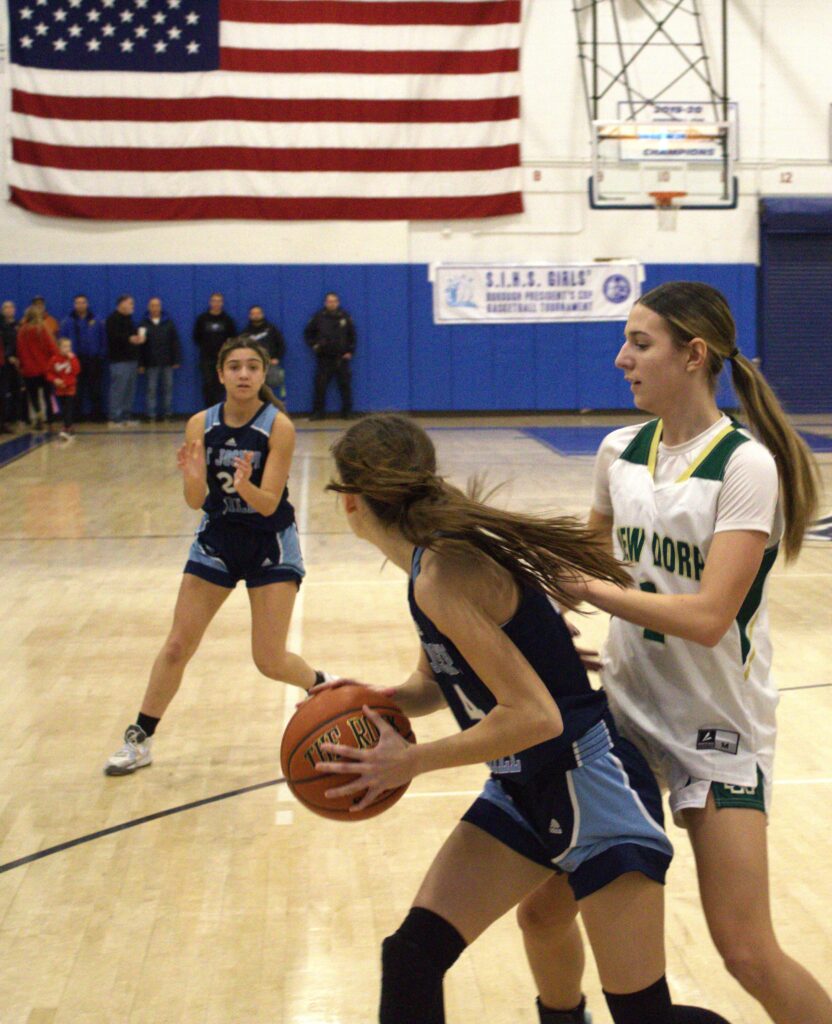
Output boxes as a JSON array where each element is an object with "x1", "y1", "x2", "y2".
[
  {"x1": 17, "y1": 305, "x2": 58, "y2": 429},
  {"x1": 47, "y1": 337, "x2": 81, "y2": 440}
]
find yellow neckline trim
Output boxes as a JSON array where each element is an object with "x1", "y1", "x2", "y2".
[
  {"x1": 646, "y1": 419, "x2": 663, "y2": 477},
  {"x1": 647, "y1": 420, "x2": 736, "y2": 482},
  {"x1": 674, "y1": 423, "x2": 735, "y2": 482}
]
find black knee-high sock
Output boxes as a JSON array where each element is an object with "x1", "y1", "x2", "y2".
[
  {"x1": 673, "y1": 1008, "x2": 732, "y2": 1023},
  {"x1": 537, "y1": 994, "x2": 588, "y2": 1022},
  {"x1": 605, "y1": 976, "x2": 675, "y2": 1024},
  {"x1": 604, "y1": 977, "x2": 731, "y2": 1024},
  {"x1": 379, "y1": 907, "x2": 466, "y2": 1024}
]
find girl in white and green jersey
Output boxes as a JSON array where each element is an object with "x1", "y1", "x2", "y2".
[{"x1": 518, "y1": 281, "x2": 830, "y2": 1024}]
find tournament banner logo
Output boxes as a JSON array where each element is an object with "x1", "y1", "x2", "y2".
[{"x1": 433, "y1": 262, "x2": 642, "y2": 325}]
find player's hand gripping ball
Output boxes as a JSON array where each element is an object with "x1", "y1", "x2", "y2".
[{"x1": 280, "y1": 682, "x2": 416, "y2": 821}]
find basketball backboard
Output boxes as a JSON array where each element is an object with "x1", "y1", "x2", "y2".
[{"x1": 590, "y1": 119, "x2": 737, "y2": 209}]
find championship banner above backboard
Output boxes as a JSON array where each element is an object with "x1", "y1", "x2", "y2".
[
  {"x1": 432, "y1": 262, "x2": 643, "y2": 324},
  {"x1": 615, "y1": 101, "x2": 740, "y2": 161}
]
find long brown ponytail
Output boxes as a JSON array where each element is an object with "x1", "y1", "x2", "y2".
[
  {"x1": 328, "y1": 413, "x2": 630, "y2": 608},
  {"x1": 216, "y1": 337, "x2": 287, "y2": 415},
  {"x1": 639, "y1": 281, "x2": 820, "y2": 560}
]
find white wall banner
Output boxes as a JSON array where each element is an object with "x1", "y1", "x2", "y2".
[
  {"x1": 616, "y1": 101, "x2": 740, "y2": 161},
  {"x1": 433, "y1": 262, "x2": 642, "y2": 325}
]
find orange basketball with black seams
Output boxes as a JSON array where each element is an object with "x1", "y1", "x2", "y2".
[{"x1": 280, "y1": 682, "x2": 416, "y2": 821}]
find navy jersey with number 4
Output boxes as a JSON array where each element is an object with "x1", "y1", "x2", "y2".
[
  {"x1": 202, "y1": 402, "x2": 294, "y2": 532},
  {"x1": 408, "y1": 547, "x2": 608, "y2": 784}
]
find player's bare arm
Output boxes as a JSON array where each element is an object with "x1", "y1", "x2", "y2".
[
  {"x1": 390, "y1": 646, "x2": 446, "y2": 718},
  {"x1": 406, "y1": 552, "x2": 563, "y2": 775},
  {"x1": 178, "y1": 411, "x2": 207, "y2": 509},
  {"x1": 233, "y1": 411, "x2": 295, "y2": 517},
  {"x1": 320, "y1": 552, "x2": 563, "y2": 805},
  {"x1": 576, "y1": 527, "x2": 769, "y2": 647}
]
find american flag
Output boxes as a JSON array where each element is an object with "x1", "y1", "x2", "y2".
[{"x1": 8, "y1": 0, "x2": 522, "y2": 221}]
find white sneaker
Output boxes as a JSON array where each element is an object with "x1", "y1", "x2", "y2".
[
  {"x1": 59, "y1": 430, "x2": 72, "y2": 442},
  {"x1": 104, "y1": 724, "x2": 153, "y2": 775},
  {"x1": 124, "y1": 419, "x2": 141, "y2": 427}
]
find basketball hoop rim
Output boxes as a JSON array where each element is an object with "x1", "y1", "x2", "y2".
[{"x1": 649, "y1": 190, "x2": 688, "y2": 209}]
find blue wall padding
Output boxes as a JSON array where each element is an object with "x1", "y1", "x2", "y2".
[
  {"x1": 758, "y1": 196, "x2": 832, "y2": 412},
  {"x1": 0, "y1": 262, "x2": 755, "y2": 414},
  {"x1": 760, "y1": 196, "x2": 832, "y2": 234}
]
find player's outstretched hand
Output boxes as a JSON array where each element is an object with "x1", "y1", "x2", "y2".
[
  {"x1": 232, "y1": 450, "x2": 254, "y2": 489},
  {"x1": 177, "y1": 439, "x2": 205, "y2": 484},
  {"x1": 317, "y1": 706, "x2": 415, "y2": 811}
]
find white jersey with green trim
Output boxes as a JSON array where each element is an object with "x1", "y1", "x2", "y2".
[{"x1": 593, "y1": 415, "x2": 782, "y2": 787}]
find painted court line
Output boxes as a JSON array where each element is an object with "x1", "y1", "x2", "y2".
[
  {"x1": 275, "y1": 452, "x2": 312, "y2": 824},
  {"x1": 0, "y1": 778, "x2": 284, "y2": 876},
  {"x1": 2, "y1": 775, "x2": 828, "y2": 876}
]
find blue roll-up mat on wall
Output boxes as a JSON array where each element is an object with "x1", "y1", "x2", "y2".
[
  {"x1": 760, "y1": 196, "x2": 832, "y2": 234},
  {"x1": 759, "y1": 196, "x2": 832, "y2": 412}
]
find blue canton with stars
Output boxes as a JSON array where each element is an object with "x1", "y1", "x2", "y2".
[{"x1": 9, "y1": 0, "x2": 219, "y2": 72}]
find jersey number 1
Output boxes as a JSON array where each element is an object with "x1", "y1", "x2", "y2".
[{"x1": 639, "y1": 582, "x2": 665, "y2": 643}]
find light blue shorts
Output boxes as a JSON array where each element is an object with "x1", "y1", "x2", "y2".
[{"x1": 463, "y1": 720, "x2": 673, "y2": 900}]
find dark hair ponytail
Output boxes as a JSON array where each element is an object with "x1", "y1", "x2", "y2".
[
  {"x1": 328, "y1": 413, "x2": 630, "y2": 607},
  {"x1": 257, "y1": 382, "x2": 287, "y2": 414}
]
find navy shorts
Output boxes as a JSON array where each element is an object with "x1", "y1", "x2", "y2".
[
  {"x1": 462, "y1": 719, "x2": 673, "y2": 901},
  {"x1": 184, "y1": 517, "x2": 305, "y2": 590}
]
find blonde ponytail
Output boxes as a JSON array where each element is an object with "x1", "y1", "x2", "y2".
[
  {"x1": 728, "y1": 353, "x2": 819, "y2": 559},
  {"x1": 640, "y1": 282, "x2": 820, "y2": 560}
]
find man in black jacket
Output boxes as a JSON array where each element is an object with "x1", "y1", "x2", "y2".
[
  {"x1": 106, "y1": 295, "x2": 144, "y2": 426},
  {"x1": 241, "y1": 304, "x2": 286, "y2": 400},
  {"x1": 139, "y1": 297, "x2": 181, "y2": 421},
  {"x1": 192, "y1": 292, "x2": 236, "y2": 406},
  {"x1": 304, "y1": 292, "x2": 356, "y2": 420}
]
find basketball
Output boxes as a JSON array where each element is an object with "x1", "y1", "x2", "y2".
[{"x1": 280, "y1": 683, "x2": 416, "y2": 821}]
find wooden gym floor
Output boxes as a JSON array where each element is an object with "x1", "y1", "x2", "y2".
[{"x1": 0, "y1": 415, "x2": 829, "y2": 1024}]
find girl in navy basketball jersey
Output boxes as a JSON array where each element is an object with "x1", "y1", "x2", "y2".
[
  {"x1": 312, "y1": 413, "x2": 728, "y2": 1024},
  {"x1": 105, "y1": 338, "x2": 330, "y2": 776}
]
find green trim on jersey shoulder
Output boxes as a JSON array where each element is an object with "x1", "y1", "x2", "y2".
[
  {"x1": 736, "y1": 544, "x2": 779, "y2": 664},
  {"x1": 617, "y1": 419, "x2": 661, "y2": 466},
  {"x1": 616, "y1": 418, "x2": 748, "y2": 483},
  {"x1": 688, "y1": 427, "x2": 749, "y2": 482}
]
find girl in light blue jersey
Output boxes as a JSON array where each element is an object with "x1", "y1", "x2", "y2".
[{"x1": 105, "y1": 338, "x2": 329, "y2": 777}]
